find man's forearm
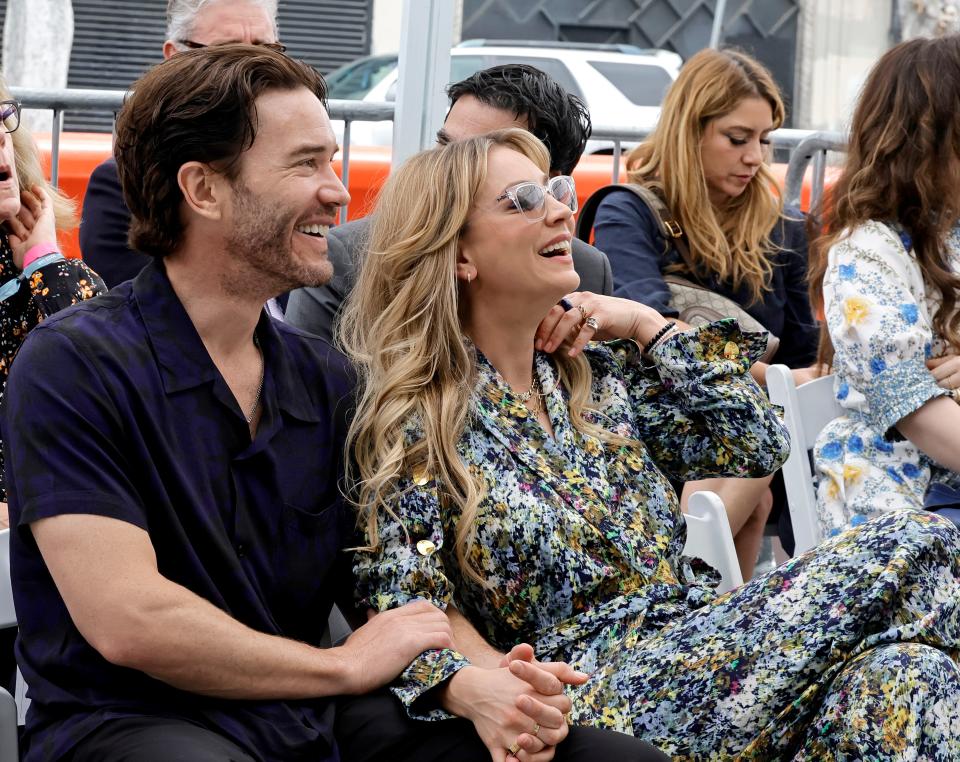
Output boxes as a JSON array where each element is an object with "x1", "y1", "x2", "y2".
[
  {"x1": 446, "y1": 605, "x2": 503, "y2": 668},
  {"x1": 99, "y1": 574, "x2": 355, "y2": 700}
]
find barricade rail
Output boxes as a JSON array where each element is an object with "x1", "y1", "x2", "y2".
[{"x1": 12, "y1": 86, "x2": 847, "y2": 220}]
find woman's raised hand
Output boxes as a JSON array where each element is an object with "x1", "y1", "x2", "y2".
[
  {"x1": 534, "y1": 293, "x2": 671, "y2": 358},
  {"x1": 6, "y1": 185, "x2": 58, "y2": 269}
]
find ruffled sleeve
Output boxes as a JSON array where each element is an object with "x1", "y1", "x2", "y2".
[
  {"x1": 823, "y1": 222, "x2": 947, "y2": 437},
  {"x1": 353, "y1": 469, "x2": 471, "y2": 720},
  {"x1": 603, "y1": 319, "x2": 790, "y2": 481}
]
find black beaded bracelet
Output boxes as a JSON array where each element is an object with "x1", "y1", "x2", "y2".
[{"x1": 643, "y1": 321, "x2": 677, "y2": 355}]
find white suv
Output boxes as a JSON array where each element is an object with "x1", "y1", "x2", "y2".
[{"x1": 326, "y1": 40, "x2": 681, "y2": 154}]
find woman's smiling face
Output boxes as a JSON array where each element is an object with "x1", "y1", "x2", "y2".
[{"x1": 458, "y1": 146, "x2": 580, "y2": 306}]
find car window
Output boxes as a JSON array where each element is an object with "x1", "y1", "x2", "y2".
[
  {"x1": 587, "y1": 61, "x2": 673, "y2": 107},
  {"x1": 483, "y1": 56, "x2": 583, "y2": 100},
  {"x1": 327, "y1": 55, "x2": 399, "y2": 100},
  {"x1": 449, "y1": 56, "x2": 486, "y2": 84}
]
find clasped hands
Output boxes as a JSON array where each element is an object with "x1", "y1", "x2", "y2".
[{"x1": 441, "y1": 643, "x2": 589, "y2": 762}]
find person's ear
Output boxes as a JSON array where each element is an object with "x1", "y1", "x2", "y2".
[
  {"x1": 162, "y1": 40, "x2": 179, "y2": 60},
  {"x1": 177, "y1": 162, "x2": 227, "y2": 222},
  {"x1": 455, "y1": 246, "x2": 477, "y2": 284}
]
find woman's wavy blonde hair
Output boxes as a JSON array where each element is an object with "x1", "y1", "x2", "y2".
[
  {"x1": 339, "y1": 128, "x2": 622, "y2": 582},
  {"x1": 808, "y1": 35, "x2": 960, "y2": 366},
  {"x1": 626, "y1": 48, "x2": 785, "y2": 303},
  {"x1": 1, "y1": 73, "x2": 77, "y2": 231}
]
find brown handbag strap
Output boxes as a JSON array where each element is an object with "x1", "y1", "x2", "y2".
[{"x1": 575, "y1": 182, "x2": 699, "y2": 275}]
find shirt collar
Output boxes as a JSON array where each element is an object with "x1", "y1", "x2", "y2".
[
  {"x1": 134, "y1": 259, "x2": 325, "y2": 422},
  {"x1": 134, "y1": 259, "x2": 218, "y2": 394}
]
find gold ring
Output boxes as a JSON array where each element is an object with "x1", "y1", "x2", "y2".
[
  {"x1": 576, "y1": 304, "x2": 588, "y2": 322},
  {"x1": 584, "y1": 316, "x2": 600, "y2": 331},
  {"x1": 532, "y1": 722, "x2": 541, "y2": 737},
  {"x1": 508, "y1": 741, "x2": 522, "y2": 755}
]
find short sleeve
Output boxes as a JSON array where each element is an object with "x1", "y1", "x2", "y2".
[
  {"x1": 823, "y1": 222, "x2": 947, "y2": 435},
  {"x1": 352, "y1": 473, "x2": 470, "y2": 720},
  {"x1": 2, "y1": 325, "x2": 147, "y2": 529}
]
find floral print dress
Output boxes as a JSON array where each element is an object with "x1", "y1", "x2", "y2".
[
  {"x1": 0, "y1": 232, "x2": 106, "y2": 500},
  {"x1": 814, "y1": 220, "x2": 960, "y2": 535},
  {"x1": 354, "y1": 320, "x2": 960, "y2": 760}
]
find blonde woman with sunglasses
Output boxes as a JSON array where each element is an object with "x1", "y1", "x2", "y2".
[{"x1": 340, "y1": 128, "x2": 960, "y2": 760}]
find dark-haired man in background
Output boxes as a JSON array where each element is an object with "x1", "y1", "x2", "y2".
[{"x1": 285, "y1": 64, "x2": 614, "y2": 343}]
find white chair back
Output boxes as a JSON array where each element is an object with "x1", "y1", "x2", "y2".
[
  {"x1": 766, "y1": 365, "x2": 843, "y2": 555},
  {"x1": 682, "y1": 490, "x2": 744, "y2": 593},
  {"x1": 0, "y1": 530, "x2": 14, "y2": 630}
]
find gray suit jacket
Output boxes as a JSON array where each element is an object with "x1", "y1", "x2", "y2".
[{"x1": 286, "y1": 216, "x2": 613, "y2": 343}]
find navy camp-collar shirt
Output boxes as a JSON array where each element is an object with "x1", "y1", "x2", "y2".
[{"x1": 2, "y1": 260, "x2": 356, "y2": 762}]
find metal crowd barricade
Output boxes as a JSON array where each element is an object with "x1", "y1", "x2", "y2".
[
  {"x1": 10, "y1": 87, "x2": 395, "y2": 224},
  {"x1": 12, "y1": 85, "x2": 846, "y2": 221},
  {"x1": 782, "y1": 130, "x2": 847, "y2": 211}
]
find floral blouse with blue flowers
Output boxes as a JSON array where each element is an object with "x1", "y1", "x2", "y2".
[{"x1": 814, "y1": 220, "x2": 960, "y2": 534}]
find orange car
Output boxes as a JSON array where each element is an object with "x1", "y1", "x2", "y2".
[{"x1": 37, "y1": 132, "x2": 838, "y2": 261}]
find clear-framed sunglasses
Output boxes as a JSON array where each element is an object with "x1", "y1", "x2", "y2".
[
  {"x1": 0, "y1": 100, "x2": 21, "y2": 134},
  {"x1": 495, "y1": 175, "x2": 578, "y2": 222}
]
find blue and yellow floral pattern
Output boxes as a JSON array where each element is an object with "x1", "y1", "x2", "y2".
[
  {"x1": 354, "y1": 320, "x2": 960, "y2": 759},
  {"x1": 814, "y1": 220, "x2": 960, "y2": 534}
]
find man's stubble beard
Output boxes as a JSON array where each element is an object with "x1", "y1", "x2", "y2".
[{"x1": 221, "y1": 180, "x2": 333, "y2": 299}]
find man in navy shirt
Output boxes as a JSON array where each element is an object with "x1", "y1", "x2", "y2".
[{"x1": 0, "y1": 46, "x2": 460, "y2": 762}]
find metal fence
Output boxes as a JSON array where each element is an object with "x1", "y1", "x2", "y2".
[{"x1": 11, "y1": 86, "x2": 846, "y2": 218}]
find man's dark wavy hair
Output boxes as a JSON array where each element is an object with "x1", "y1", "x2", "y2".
[
  {"x1": 114, "y1": 44, "x2": 327, "y2": 258},
  {"x1": 446, "y1": 64, "x2": 592, "y2": 176}
]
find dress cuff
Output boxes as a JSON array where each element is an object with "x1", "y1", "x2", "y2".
[
  {"x1": 651, "y1": 318, "x2": 769, "y2": 379},
  {"x1": 864, "y1": 356, "x2": 949, "y2": 437},
  {"x1": 390, "y1": 647, "x2": 472, "y2": 721}
]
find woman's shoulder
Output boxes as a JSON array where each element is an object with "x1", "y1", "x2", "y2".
[
  {"x1": 830, "y1": 220, "x2": 911, "y2": 262},
  {"x1": 594, "y1": 184, "x2": 661, "y2": 225}
]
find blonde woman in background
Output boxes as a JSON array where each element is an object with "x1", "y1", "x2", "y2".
[
  {"x1": 590, "y1": 48, "x2": 821, "y2": 573},
  {"x1": 0, "y1": 77, "x2": 106, "y2": 527},
  {"x1": 341, "y1": 128, "x2": 960, "y2": 760}
]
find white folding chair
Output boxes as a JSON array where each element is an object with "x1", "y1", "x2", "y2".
[
  {"x1": 682, "y1": 490, "x2": 743, "y2": 593},
  {"x1": 0, "y1": 528, "x2": 18, "y2": 757},
  {"x1": 766, "y1": 365, "x2": 843, "y2": 555}
]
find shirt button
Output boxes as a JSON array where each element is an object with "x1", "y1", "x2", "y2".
[
  {"x1": 412, "y1": 467, "x2": 430, "y2": 486},
  {"x1": 236, "y1": 543, "x2": 247, "y2": 558},
  {"x1": 416, "y1": 539, "x2": 436, "y2": 556},
  {"x1": 723, "y1": 341, "x2": 740, "y2": 359}
]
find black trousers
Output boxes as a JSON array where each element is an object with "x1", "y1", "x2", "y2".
[
  {"x1": 66, "y1": 695, "x2": 669, "y2": 761},
  {"x1": 335, "y1": 690, "x2": 669, "y2": 762}
]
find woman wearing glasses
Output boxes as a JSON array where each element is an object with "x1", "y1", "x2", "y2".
[
  {"x1": 341, "y1": 129, "x2": 960, "y2": 760},
  {"x1": 0, "y1": 80, "x2": 106, "y2": 528}
]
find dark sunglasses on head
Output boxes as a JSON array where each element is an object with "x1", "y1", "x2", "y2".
[
  {"x1": 495, "y1": 175, "x2": 578, "y2": 222},
  {"x1": 178, "y1": 39, "x2": 287, "y2": 54}
]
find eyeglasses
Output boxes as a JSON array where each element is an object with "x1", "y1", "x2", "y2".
[
  {"x1": 0, "y1": 100, "x2": 21, "y2": 134},
  {"x1": 177, "y1": 39, "x2": 287, "y2": 54},
  {"x1": 495, "y1": 175, "x2": 578, "y2": 222}
]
